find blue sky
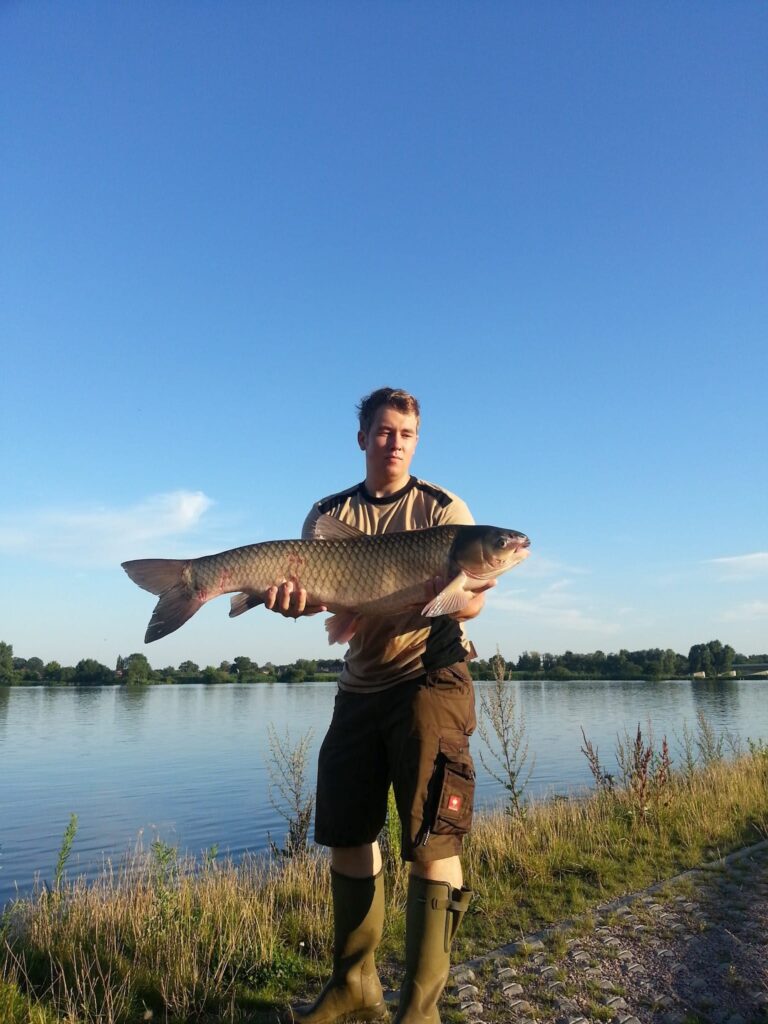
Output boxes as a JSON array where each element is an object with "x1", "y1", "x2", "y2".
[{"x1": 2, "y1": 2, "x2": 766, "y2": 669}]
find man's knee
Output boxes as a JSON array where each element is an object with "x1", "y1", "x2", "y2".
[
  {"x1": 409, "y1": 854, "x2": 463, "y2": 890},
  {"x1": 331, "y1": 843, "x2": 383, "y2": 878}
]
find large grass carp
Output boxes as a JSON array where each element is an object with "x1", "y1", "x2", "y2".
[{"x1": 121, "y1": 515, "x2": 530, "y2": 644}]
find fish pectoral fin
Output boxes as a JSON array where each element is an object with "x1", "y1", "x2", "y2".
[
  {"x1": 325, "y1": 610, "x2": 361, "y2": 645},
  {"x1": 309, "y1": 514, "x2": 367, "y2": 541},
  {"x1": 229, "y1": 592, "x2": 265, "y2": 618},
  {"x1": 421, "y1": 572, "x2": 473, "y2": 617}
]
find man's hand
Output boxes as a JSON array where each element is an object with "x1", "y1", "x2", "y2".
[
  {"x1": 264, "y1": 580, "x2": 327, "y2": 619},
  {"x1": 420, "y1": 576, "x2": 496, "y2": 621}
]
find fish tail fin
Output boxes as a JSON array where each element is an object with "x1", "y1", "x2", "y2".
[{"x1": 122, "y1": 558, "x2": 203, "y2": 643}]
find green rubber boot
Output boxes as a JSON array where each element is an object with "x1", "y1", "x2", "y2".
[
  {"x1": 393, "y1": 876, "x2": 472, "y2": 1024},
  {"x1": 287, "y1": 869, "x2": 388, "y2": 1024}
]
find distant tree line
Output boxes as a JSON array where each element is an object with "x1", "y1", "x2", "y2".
[
  {"x1": 475, "y1": 640, "x2": 764, "y2": 682},
  {"x1": 1, "y1": 639, "x2": 765, "y2": 687},
  {"x1": 0, "y1": 642, "x2": 345, "y2": 686}
]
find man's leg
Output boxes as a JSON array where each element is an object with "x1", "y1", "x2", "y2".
[
  {"x1": 288, "y1": 689, "x2": 390, "y2": 1024},
  {"x1": 288, "y1": 846, "x2": 387, "y2": 1024},
  {"x1": 389, "y1": 665, "x2": 477, "y2": 1024},
  {"x1": 394, "y1": 870, "x2": 472, "y2": 1024},
  {"x1": 409, "y1": 854, "x2": 461, "y2": 890},
  {"x1": 331, "y1": 842, "x2": 383, "y2": 878}
]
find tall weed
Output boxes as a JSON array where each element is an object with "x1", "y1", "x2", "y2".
[
  {"x1": 266, "y1": 725, "x2": 315, "y2": 857},
  {"x1": 477, "y1": 649, "x2": 532, "y2": 818}
]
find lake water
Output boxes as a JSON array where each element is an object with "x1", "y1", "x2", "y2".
[{"x1": 1, "y1": 678, "x2": 767, "y2": 907}]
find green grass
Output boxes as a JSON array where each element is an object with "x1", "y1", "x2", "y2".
[
  {"x1": 0, "y1": 977, "x2": 60, "y2": 1024},
  {"x1": 2, "y1": 748, "x2": 767, "y2": 1024}
]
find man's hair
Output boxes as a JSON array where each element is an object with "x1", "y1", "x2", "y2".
[{"x1": 357, "y1": 387, "x2": 421, "y2": 434}]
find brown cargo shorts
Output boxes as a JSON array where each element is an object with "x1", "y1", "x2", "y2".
[{"x1": 314, "y1": 662, "x2": 477, "y2": 862}]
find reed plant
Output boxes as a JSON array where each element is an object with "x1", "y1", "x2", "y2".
[
  {"x1": 266, "y1": 725, "x2": 315, "y2": 858},
  {"x1": 2, "y1": 724, "x2": 767, "y2": 1024},
  {"x1": 476, "y1": 649, "x2": 532, "y2": 818}
]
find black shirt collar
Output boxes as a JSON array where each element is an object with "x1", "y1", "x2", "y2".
[{"x1": 359, "y1": 475, "x2": 416, "y2": 506}]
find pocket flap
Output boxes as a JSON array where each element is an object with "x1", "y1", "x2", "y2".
[{"x1": 435, "y1": 754, "x2": 475, "y2": 832}]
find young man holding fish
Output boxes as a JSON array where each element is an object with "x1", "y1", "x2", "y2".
[
  {"x1": 267, "y1": 387, "x2": 494, "y2": 1024},
  {"x1": 122, "y1": 386, "x2": 528, "y2": 1020}
]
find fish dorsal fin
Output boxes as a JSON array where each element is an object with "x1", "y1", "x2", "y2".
[
  {"x1": 310, "y1": 514, "x2": 366, "y2": 541},
  {"x1": 421, "y1": 572, "x2": 473, "y2": 617}
]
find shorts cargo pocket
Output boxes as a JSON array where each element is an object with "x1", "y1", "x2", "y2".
[
  {"x1": 432, "y1": 740, "x2": 475, "y2": 836},
  {"x1": 424, "y1": 664, "x2": 472, "y2": 696}
]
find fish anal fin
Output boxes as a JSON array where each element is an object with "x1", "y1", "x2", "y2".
[
  {"x1": 229, "y1": 592, "x2": 264, "y2": 618},
  {"x1": 421, "y1": 572, "x2": 472, "y2": 617},
  {"x1": 310, "y1": 515, "x2": 366, "y2": 541},
  {"x1": 325, "y1": 610, "x2": 362, "y2": 645}
]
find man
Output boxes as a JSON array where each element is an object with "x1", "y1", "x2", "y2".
[{"x1": 266, "y1": 387, "x2": 492, "y2": 1024}]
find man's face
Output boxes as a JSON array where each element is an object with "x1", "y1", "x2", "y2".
[{"x1": 358, "y1": 406, "x2": 419, "y2": 486}]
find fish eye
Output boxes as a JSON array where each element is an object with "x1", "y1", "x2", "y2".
[{"x1": 495, "y1": 536, "x2": 510, "y2": 549}]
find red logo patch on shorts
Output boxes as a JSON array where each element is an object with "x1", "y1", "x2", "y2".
[{"x1": 448, "y1": 794, "x2": 462, "y2": 812}]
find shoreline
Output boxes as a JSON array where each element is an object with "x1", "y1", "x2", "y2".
[
  {"x1": 3, "y1": 675, "x2": 767, "y2": 688},
  {"x1": 3, "y1": 730, "x2": 767, "y2": 1023}
]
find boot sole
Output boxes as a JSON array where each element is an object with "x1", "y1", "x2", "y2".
[
  {"x1": 338, "y1": 1009, "x2": 389, "y2": 1023},
  {"x1": 286, "y1": 1003, "x2": 389, "y2": 1024}
]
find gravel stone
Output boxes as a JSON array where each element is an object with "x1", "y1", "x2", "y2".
[
  {"x1": 660, "y1": 1014, "x2": 687, "y2": 1024},
  {"x1": 501, "y1": 982, "x2": 524, "y2": 997},
  {"x1": 496, "y1": 967, "x2": 517, "y2": 982},
  {"x1": 507, "y1": 999, "x2": 534, "y2": 1014},
  {"x1": 439, "y1": 839, "x2": 768, "y2": 1024},
  {"x1": 605, "y1": 996, "x2": 629, "y2": 1010},
  {"x1": 455, "y1": 983, "x2": 480, "y2": 1000},
  {"x1": 452, "y1": 968, "x2": 476, "y2": 985}
]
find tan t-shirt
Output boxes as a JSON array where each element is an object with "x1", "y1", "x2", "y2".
[{"x1": 302, "y1": 476, "x2": 475, "y2": 693}]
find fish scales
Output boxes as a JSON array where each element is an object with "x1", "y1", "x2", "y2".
[{"x1": 192, "y1": 527, "x2": 457, "y2": 608}]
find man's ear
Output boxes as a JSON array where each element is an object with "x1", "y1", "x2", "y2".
[{"x1": 357, "y1": 430, "x2": 366, "y2": 451}]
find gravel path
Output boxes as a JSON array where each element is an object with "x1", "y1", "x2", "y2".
[{"x1": 442, "y1": 840, "x2": 768, "y2": 1024}]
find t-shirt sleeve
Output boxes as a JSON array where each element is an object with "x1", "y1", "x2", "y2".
[{"x1": 437, "y1": 495, "x2": 475, "y2": 527}]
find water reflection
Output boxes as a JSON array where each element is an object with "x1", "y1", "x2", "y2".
[
  {"x1": 0, "y1": 686, "x2": 10, "y2": 738},
  {"x1": 114, "y1": 684, "x2": 153, "y2": 742},
  {"x1": 688, "y1": 677, "x2": 741, "y2": 720},
  {"x1": 1, "y1": 679, "x2": 766, "y2": 908}
]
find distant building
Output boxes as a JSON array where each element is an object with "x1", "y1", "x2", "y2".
[{"x1": 732, "y1": 663, "x2": 768, "y2": 679}]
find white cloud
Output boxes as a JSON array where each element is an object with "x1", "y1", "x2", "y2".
[
  {"x1": 520, "y1": 555, "x2": 590, "y2": 579},
  {"x1": 489, "y1": 578, "x2": 621, "y2": 635},
  {"x1": 722, "y1": 600, "x2": 768, "y2": 623},
  {"x1": 0, "y1": 491, "x2": 214, "y2": 566},
  {"x1": 707, "y1": 552, "x2": 768, "y2": 580}
]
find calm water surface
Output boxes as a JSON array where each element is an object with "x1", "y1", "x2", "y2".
[{"x1": 1, "y1": 678, "x2": 766, "y2": 906}]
